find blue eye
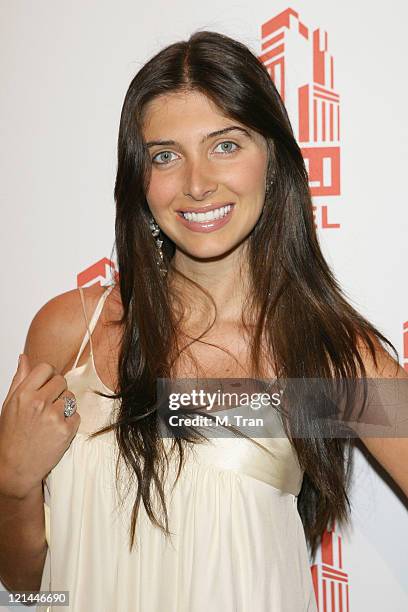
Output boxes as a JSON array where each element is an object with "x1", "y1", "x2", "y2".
[
  {"x1": 214, "y1": 141, "x2": 240, "y2": 154},
  {"x1": 151, "y1": 151, "x2": 178, "y2": 165}
]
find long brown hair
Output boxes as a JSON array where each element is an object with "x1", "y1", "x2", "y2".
[{"x1": 90, "y1": 30, "x2": 399, "y2": 560}]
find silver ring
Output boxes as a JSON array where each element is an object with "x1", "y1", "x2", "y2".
[{"x1": 63, "y1": 396, "x2": 77, "y2": 418}]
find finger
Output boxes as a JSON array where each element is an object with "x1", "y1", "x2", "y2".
[
  {"x1": 17, "y1": 362, "x2": 57, "y2": 395},
  {"x1": 2, "y1": 353, "x2": 32, "y2": 406},
  {"x1": 38, "y1": 373, "x2": 68, "y2": 403}
]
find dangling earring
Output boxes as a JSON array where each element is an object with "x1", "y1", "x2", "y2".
[
  {"x1": 149, "y1": 215, "x2": 167, "y2": 277},
  {"x1": 265, "y1": 175, "x2": 275, "y2": 194}
]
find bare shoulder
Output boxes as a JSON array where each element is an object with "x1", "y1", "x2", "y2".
[
  {"x1": 23, "y1": 284, "x2": 108, "y2": 373},
  {"x1": 355, "y1": 332, "x2": 407, "y2": 379}
]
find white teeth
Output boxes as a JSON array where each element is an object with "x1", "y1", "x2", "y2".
[{"x1": 182, "y1": 204, "x2": 232, "y2": 222}]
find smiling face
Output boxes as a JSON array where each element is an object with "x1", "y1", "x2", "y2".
[{"x1": 142, "y1": 89, "x2": 269, "y2": 263}]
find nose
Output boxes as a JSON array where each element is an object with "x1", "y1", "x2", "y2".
[{"x1": 183, "y1": 161, "x2": 218, "y2": 201}]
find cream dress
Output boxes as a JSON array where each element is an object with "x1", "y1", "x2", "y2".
[{"x1": 38, "y1": 284, "x2": 318, "y2": 612}]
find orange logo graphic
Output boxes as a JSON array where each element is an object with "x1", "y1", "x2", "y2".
[
  {"x1": 259, "y1": 8, "x2": 340, "y2": 229},
  {"x1": 77, "y1": 257, "x2": 118, "y2": 288},
  {"x1": 310, "y1": 521, "x2": 350, "y2": 611}
]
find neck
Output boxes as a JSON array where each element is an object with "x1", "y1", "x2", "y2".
[{"x1": 168, "y1": 244, "x2": 252, "y2": 326}]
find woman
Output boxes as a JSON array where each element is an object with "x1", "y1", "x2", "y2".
[{"x1": 0, "y1": 30, "x2": 407, "y2": 612}]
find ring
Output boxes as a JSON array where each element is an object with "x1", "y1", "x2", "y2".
[{"x1": 63, "y1": 396, "x2": 77, "y2": 418}]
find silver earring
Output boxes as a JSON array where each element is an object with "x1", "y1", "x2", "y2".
[
  {"x1": 265, "y1": 176, "x2": 275, "y2": 194},
  {"x1": 149, "y1": 215, "x2": 167, "y2": 277}
]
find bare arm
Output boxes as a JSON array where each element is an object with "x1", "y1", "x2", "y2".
[
  {"x1": 0, "y1": 483, "x2": 47, "y2": 592},
  {"x1": 0, "y1": 288, "x2": 85, "y2": 593},
  {"x1": 356, "y1": 335, "x2": 408, "y2": 498}
]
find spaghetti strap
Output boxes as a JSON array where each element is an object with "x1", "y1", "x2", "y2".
[{"x1": 72, "y1": 284, "x2": 115, "y2": 369}]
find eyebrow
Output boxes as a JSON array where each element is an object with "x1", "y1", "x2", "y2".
[{"x1": 144, "y1": 126, "x2": 252, "y2": 149}]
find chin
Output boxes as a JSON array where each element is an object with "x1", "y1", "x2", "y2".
[{"x1": 181, "y1": 241, "x2": 241, "y2": 261}]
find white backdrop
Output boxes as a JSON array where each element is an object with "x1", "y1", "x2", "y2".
[{"x1": 1, "y1": 1, "x2": 407, "y2": 610}]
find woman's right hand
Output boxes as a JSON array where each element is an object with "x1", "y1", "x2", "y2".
[{"x1": 0, "y1": 353, "x2": 81, "y2": 499}]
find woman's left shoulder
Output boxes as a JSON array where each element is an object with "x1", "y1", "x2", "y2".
[
  {"x1": 353, "y1": 333, "x2": 408, "y2": 497},
  {"x1": 355, "y1": 332, "x2": 407, "y2": 380}
]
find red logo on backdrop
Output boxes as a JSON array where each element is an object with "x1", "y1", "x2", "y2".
[
  {"x1": 259, "y1": 7, "x2": 340, "y2": 229},
  {"x1": 403, "y1": 321, "x2": 408, "y2": 373},
  {"x1": 77, "y1": 257, "x2": 118, "y2": 287},
  {"x1": 310, "y1": 521, "x2": 350, "y2": 611}
]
